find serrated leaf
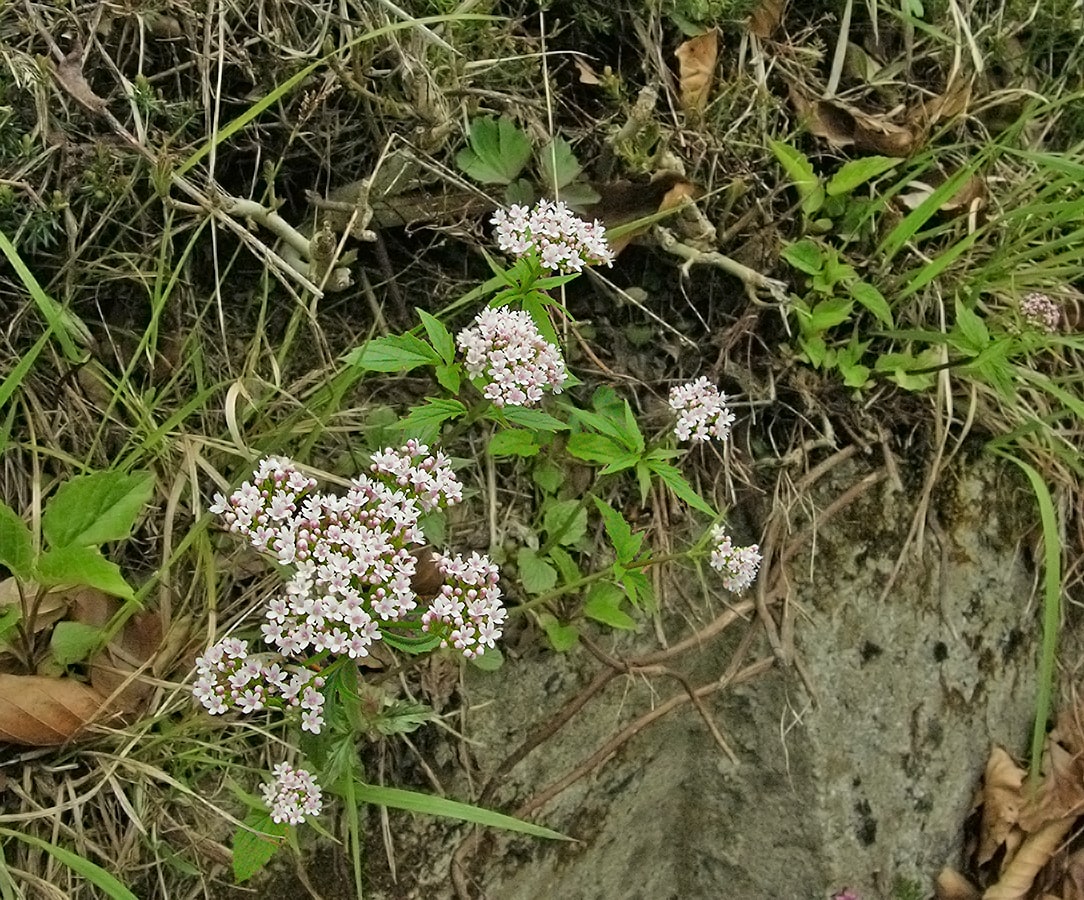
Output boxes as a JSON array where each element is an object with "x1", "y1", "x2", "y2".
[
  {"x1": 539, "y1": 614, "x2": 579, "y2": 652},
  {"x1": 516, "y1": 548, "x2": 557, "y2": 594},
  {"x1": 584, "y1": 582, "x2": 637, "y2": 630},
  {"x1": 42, "y1": 471, "x2": 153, "y2": 550},
  {"x1": 345, "y1": 334, "x2": 440, "y2": 373},
  {"x1": 35, "y1": 546, "x2": 134, "y2": 601},
  {"x1": 769, "y1": 139, "x2": 823, "y2": 215},
  {"x1": 781, "y1": 240, "x2": 825, "y2": 275},
  {"x1": 488, "y1": 429, "x2": 541, "y2": 457},
  {"x1": 51, "y1": 621, "x2": 105, "y2": 667},
  {"x1": 0, "y1": 502, "x2": 33, "y2": 580},
  {"x1": 646, "y1": 461, "x2": 716, "y2": 516},
  {"x1": 567, "y1": 433, "x2": 625, "y2": 465},
  {"x1": 826, "y1": 156, "x2": 901, "y2": 196},
  {"x1": 593, "y1": 498, "x2": 643, "y2": 564},
  {"x1": 848, "y1": 281, "x2": 893, "y2": 327},
  {"x1": 537, "y1": 137, "x2": 583, "y2": 191},
  {"x1": 455, "y1": 118, "x2": 532, "y2": 185},
  {"x1": 542, "y1": 500, "x2": 587, "y2": 546},
  {"x1": 496, "y1": 407, "x2": 569, "y2": 432},
  {"x1": 546, "y1": 546, "x2": 582, "y2": 584},
  {"x1": 532, "y1": 459, "x2": 564, "y2": 494},
  {"x1": 805, "y1": 297, "x2": 855, "y2": 333},
  {"x1": 954, "y1": 299, "x2": 989, "y2": 351},
  {"x1": 435, "y1": 363, "x2": 462, "y2": 394},
  {"x1": 397, "y1": 399, "x2": 467, "y2": 445},
  {"x1": 418, "y1": 310, "x2": 455, "y2": 365},
  {"x1": 233, "y1": 812, "x2": 287, "y2": 884}
]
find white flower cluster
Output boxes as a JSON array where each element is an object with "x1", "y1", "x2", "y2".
[
  {"x1": 669, "y1": 377, "x2": 736, "y2": 443},
  {"x1": 421, "y1": 552, "x2": 506, "y2": 658},
  {"x1": 491, "y1": 199, "x2": 614, "y2": 273},
  {"x1": 709, "y1": 526, "x2": 762, "y2": 595},
  {"x1": 260, "y1": 762, "x2": 323, "y2": 825},
  {"x1": 192, "y1": 637, "x2": 328, "y2": 732},
  {"x1": 457, "y1": 307, "x2": 568, "y2": 408},
  {"x1": 1020, "y1": 291, "x2": 1061, "y2": 333}
]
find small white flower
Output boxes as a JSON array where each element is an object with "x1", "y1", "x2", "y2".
[
  {"x1": 491, "y1": 199, "x2": 614, "y2": 273},
  {"x1": 669, "y1": 378, "x2": 736, "y2": 444},
  {"x1": 709, "y1": 525, "x2": 761, "y2": 594}
]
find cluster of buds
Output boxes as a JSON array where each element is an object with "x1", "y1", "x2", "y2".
[
  {"x1": 709, "y1": 525, "x2": 762, "y2": 594},
  {"x1": 669, "y1": 377, "x2": 736, "y2": 444},
  {"x1": 491, "y1": 199, "x2": 614, "y2": 274},
  {"x1": 457, "y1": 307, "x2": 568, "y2": 408},
  {"x1": 261, "y1": 762, "x2": 323, "y2": 825},
  {"x1": 1020, "y1": 291, "x2": 1061, "y2": 333}
]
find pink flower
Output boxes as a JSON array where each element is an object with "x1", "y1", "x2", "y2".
[
  {"x1": 421, "y1": 552, "x2": 506, "y2": 658},
  {"x1": 260, "y1": 762, "x2": 322, "y2": 825},
  {"x1": 1020, "y1": 291, "x2": 1061, "y2": 333},
  {"x1": 491, "y1": 199, "x2": 613, "y2": 273},
  {"x1": 669, "y1": 377, "x2": 735, "y2": 443},
  {"x1": 709, "y1": 526, "x2": 761, "y2": 594}
]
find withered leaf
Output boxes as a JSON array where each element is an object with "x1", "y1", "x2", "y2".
[
  {"x1": 983, "y1": 816, "x2": 1074, "y2": 900},
  {"x1": 935, "y1": 868, "x2": 981, "y2": 900},
  {"x1": 977, "y1": 746, "x2": 1026, "y2": 866},
  {"x1": 675, "y1": 30, "x2": 719, "y2": 115},
  {"x1": 0, "y1": 673, "x2": 113, "y2": 745},
  {"x1": 748, "y1": 0, "x2": 787, "y2": 39}
]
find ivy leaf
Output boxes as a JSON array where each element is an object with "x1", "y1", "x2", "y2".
[
  {"x1": 35, "y1": 545, "x2": 134, "y2": 600},
  {"x1": 455, "y1": 118, "x2": 532, "y2": 185},
  {"x1": 0, "y1": 502, "x2": 34, "y2": 580},
  {"x1": 345, "y1": 334, "x2": 441, "y2": 373},
  {"x1": 516, "y1": 548, "x2": 557, "y2": 594},
  {"x1": 233, "y1": 811, "x2": 287, "y2": 884},
  {"x1": 42, "y1": 470, "x2": 153, "y2": 550}
]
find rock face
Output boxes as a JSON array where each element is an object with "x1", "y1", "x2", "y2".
[{"x1": 369, "y1": 457, "x2": 1038, "y2": 900}]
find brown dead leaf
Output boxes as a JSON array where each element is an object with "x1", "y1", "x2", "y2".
[
  {"x1": 50, "y1": 44, "x2": 107, "y2": 114},
  {"x1": 915, "y1": 75, "x2": 974, "y2": 129},
  {"x1": 90, "y1": 610, "x2": 163, "y2": 711},
  {"x1": 0, "y1": 673, "x2": 114, "y2": 745},
  {"x1": 585, "y1": 173, "x2": 701, "y2": 255},
  {"x1": 574, "y1": 57, "x2": 601, "y2": 85},
  {"x1": 898, "y1": 172, "x2": 986, "y2": 217},
  {"x1": 1020, "y1": 742, "x2": 1084, "y2": 832},
  {"x1": 936, "y1": 868, "x2": 982, "y2": 900},
  {"x1": 978, "y1": 747, "x2": 1027, "y2": 865},
  {"x1": 748, "y1": 0, "x2": 787, "y2": 38},
  {"x1": 984, "y1": 816, "x2": 1075, "y2": 900},
  {"x1": 793, "y1": 90, "x2": 920, "y2": 156},
  {"x1": 675, "y1": 30, "x2": 719, "y2": 115}
]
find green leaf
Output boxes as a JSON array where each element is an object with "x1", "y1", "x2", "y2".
[
  {"x1": 646, "y1": 461, "x2": 716, "y2": 516},
  {"x1": 470, "y1": 647, "x2": 504, "y2": 671},
  {"x1": 0, "y1": 605, "x2": 20, "y2": 643},
  {"x1": 542, "y1": 500, "x2": 588, "y2": 546},
  {"x1": 567, "y1": 433, "x2": 625, "y2": 465},
  {"x1": 584, "y1": 582, "x2": 637, "y2": 630},
  {"x1": 540, "y1": 614, "x2": 579, "y2": 652},
  {"x1": 397, "y1": 399, "x2": 467, "y2": 445},
  {"x1": 598, "y1": 453, "x2": 641, "y2": 476},
  {"x1": 953, "y1": 299, "x2": 989, "y2": 351},
  {"x1": 42, "y1": 470, "x2": 153, "y2": 549},
  {"x1": 781, "y1": 240, "x2": 825, "y2": 275},
  {"x1": 593, "y1": 499, "x2": 643, "y2": 565},
  {"x1": 532, "y1": 459, "x2": 564, "y2": 494},
  {"x1": 435, "y1": 363, "x2": 462, "y2": 394},
  {"x1": 0, "y1": 827, "x2": 139, "y2": 900},
  {"x1": 51, "y1": 621, "x2": 105, "y2": 666},
  {"x1": 496, "y1": 407, "x2": 570, "y2": 432},
  {"x1": 537, "y1": 137, "x2": 583, "y2": 190},
  {"x1": 345, "y1": 333, "x2": 441, "y2": 373},
  {"x1": 0, "y1": 502, "x2": 34, "y2": 580},
  {"x1": 418, "y1": 310, "x2": 455, "y2": 365},
  {"x1": 382, "y1": 631, "x2": 443, "y2": 654},
  {"x1": 352, "y1": 781, "x2": 569, "y2": 840},
  {"x1": 825, "y1": 156, "x2": 901, "y2": 196},
  {"x1": 455, "y1": 118, "x2": 532, "y2": 185},
  {"x1": 35, "y1": 545, "x2": 134, "y2": 600},
  {"x1": 547, "y1": 546, "x2": 582, "y2": 583},
  {"x1": 232, "y1": 811, "x2": 287, "y2": 884},
  {"x1": 805, "y1": 297, "x2": 855, "y2": 333},
  {"x1": 488, "y1": 429, "x2": 541, "y2": 458},
  {"x1": 517, "y1": 548, "x2": 558, "y2": 594},
  {"x1": 848, "y1": 281, "x2": 894, "y2": 327},
  {"x1": 769, "y1": 139, "x2": 824, "y2": 216}
]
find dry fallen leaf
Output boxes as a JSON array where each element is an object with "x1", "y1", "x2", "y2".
[
  {"x1": 936, "y1": 868, "x2": 982, "y2": 900},
  {"x1": 585, "y1": 173, "x2": 701, "y2": 254},
  {"x1": 978, "y1": 746, "x2": 1026, "y2": 866},
  {"x1": 574, "y1": 57, "x2": 601, "y2": 85},
  {"x1": 1019, "y1": 742, "x2": 1084, "y2": 832},
  {"x1": 675, "y1": 30, "x2": 719, "y2": 115},
  {"x1": 0, "y1": 673, "x2": 115, "y2": 745},
  {"x1": 748, "y1": 0, "x2": 787, "y2": 38},
  {"x1": 983, "y1": 816, "x2": 1075, "y2": 900}
]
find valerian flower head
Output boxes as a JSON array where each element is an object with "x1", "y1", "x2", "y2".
[
  {"x1": 1020, "y1": 291, "x2": 1061, "y2": 333},
  {"x1": 491, "y1": 199, "x2": 614, "y2": 273},
  {"x1": 457, "y1": 307, "x2": 568, "y2": 408},
  {"x1": 709, "y1": 525, "x2": 761, "y2": 595},
  {"x1": 669, "y1": 377, "x2": 736, "y2": 443},
  {"x1": 421, "y1": 551, "x2": 506, "y2": 659},
  {"x1": 261, "y1": 762, "x2": 323, "y2": 825}
]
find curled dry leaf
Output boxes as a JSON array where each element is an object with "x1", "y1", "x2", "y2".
[
  {"x1": 1019, "y1": 742, "x2": 1084, "y2": 832},
  {"x1": 747, "y1": 0, "x2": 787, "y2": 39},
  {"x1": 573, "y1": 57, "x2": 601, "y2": 85},
  {"x1": 0, "y1": 673, "x2": 115, "y2": 745},
  {"x1": 983, "y1": 816, "x2": 1075, "y2": 900},
  {"x1": 936, "y1": 868, "x2": 982, "y2": 900},
  {"x1": 585, "y1": 172, "x2": 701, "y2": 255},
  {"x1": 898, "y1": 172, "x2": 986, "y2": 216},
  {"x1": 675, "y1": 30, "x2": 719, "y2": 115},
  {"x1": 978, "y1": 746, "x2": 1026, "y2": 866}
]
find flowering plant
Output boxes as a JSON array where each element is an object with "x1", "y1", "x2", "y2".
[{"x1": 198, "y1": 198, "x2": 761, "y2": 881}]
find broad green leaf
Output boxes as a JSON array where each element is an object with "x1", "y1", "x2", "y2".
[
  {"x1": 455, "y1": 118, "x2": 532, "y2": 185},
  {"x1": 826, "y1": 156, "x2": 901, "y2": 196},
  {"x1": 435, "y1": 363, "x2": 462, "y2": 394},
  {"x1": 488, "y1": 428, "x2": 541, "y2": 457},
  {"x1": 848, "y1": 281, "x2": 893, "y2": 327},
  {"x1": 781, "y1": 240, "x2": 825, "y2": 275},
  {"x1": 537, "y1": 137, "x2": 583, "y2": 190},
  {"x1": 542, "y1": 500, "x2": 588, "y2": 546},
  {"x1": 0, "y1": 605, "x2": 20, "y2": 643},
  {"x1": 769, "y1": 139, "x2": 824, "y2": 215},
  {"x1": 584, "y1": 582, "x2": 637, "y2": 630},
  {"x1": 51, "y1": 621, "x2": 105, "y2": 666},
  {"x1": 805, "y1": 297, "x2": 855, "y2": 333},
  {"x1": 352, "y1": 781, "x2": 569, "y2": 841},
  {"x1": 555, "y1": 180, "x2": 601, "y2": 207},
  {"x1": 496, "y1": 407, "x2": 569, "y2": 432},
  {"x1": 233, "y1": 812, "x2": 287, "y2": 884},
  {"x1": 646, "y1": 461, "x2": 716, "y2": 516},
  {"x1": 470, "y1": 647, "x2": 504, "y2": 671},
  {"x1": 953, "y1": 299, "x2": 989, "y2": 351},
  {"x1": 0, "y1": 827, "x2": 138, "y2": 900},
  {"x1": 517, "y1": 548, "x2": 558, "y2": 594},
  {"x1": 567, "y1": 433, "x2": 625, "y2": 464},
  {"x1": 540, "y1": 614, "x2": 579, "y2": 652},
  {"x1": 397, "y1": 399, "x2": 467, "y2": 445},
  {"x1": 42, "y1": 470, "x2": 153, "y2": 550},
  {"x1": 593, "y1": 498, "x2": 643, "y2": 565},
  {"x1": 598, "y1": 452, "x2": 640, "y2": 476},
  {"x1": 0, "y1": 502, "x2": 34, "y2": 580},
  {"x1": 35, "y1": 545, "x2": 134, "y2": 600},
  {"x1": 418, "y1": 310, "x2": 455, "y2": 365},
  {"x1": 532, "y1": 459, "x2": 564, "y2": 494},
  {"x1": 345, "y1": 334, "x2": 440, "y2": 373},
  {"x1": 547, "y1": 546, "x2": 582, "y2": 584}
]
